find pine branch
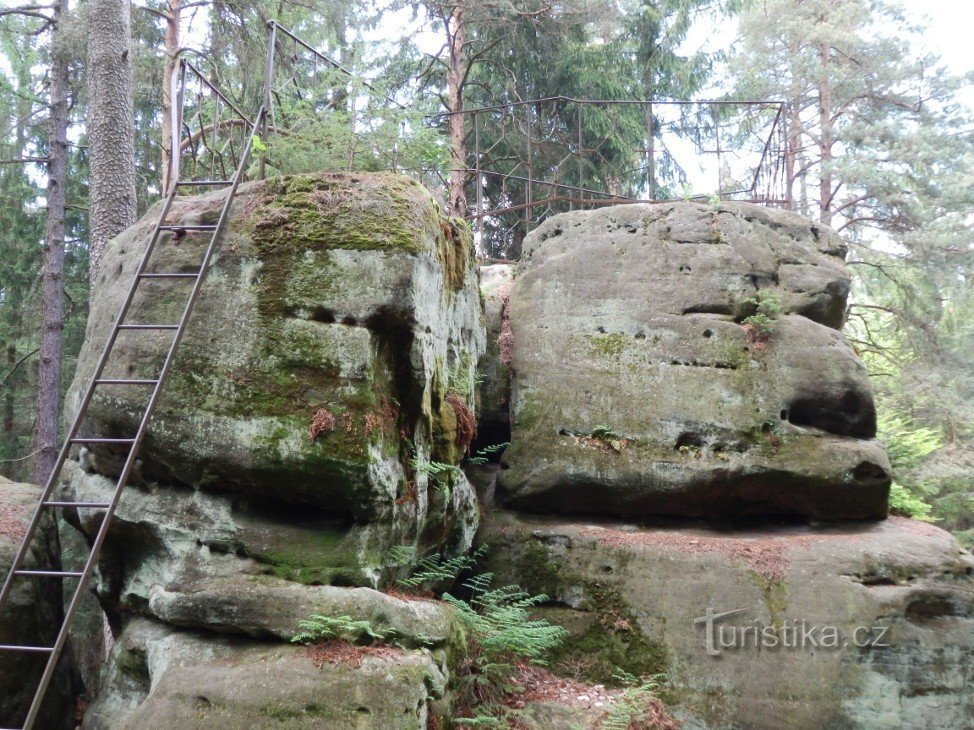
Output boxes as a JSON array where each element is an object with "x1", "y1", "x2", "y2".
[{"x1": 0, "y1": 347, "x2": 40, "y2": 389}]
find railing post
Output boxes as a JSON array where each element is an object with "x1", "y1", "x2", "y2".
[
  {"x1": 259, "y1": 21, "x2": 277, "y2": 179},
  {"x1": 577, "y1": 104, "x2": 584, "y2": 208},
  {"x1": 646, "y1": 101, "x2": 655, "y2": 201},
  {"x1": 525, "y1": 104, "x2": 533, "y2": 235}
]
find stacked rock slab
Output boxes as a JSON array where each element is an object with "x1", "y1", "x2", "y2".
[
  {"x1": 61, "y1": 172, "x2": 485, "y2": 726},
  {"x1": 497, "y1": 201, "x2": 892, "y2": 519},
  {"x1": 477, "y1": 202, "x2": 974, "y2": 728},
  {"x1": 0, "y1": 478, "x2": 76, "y2": 729}
]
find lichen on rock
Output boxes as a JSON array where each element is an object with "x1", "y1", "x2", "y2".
[{"x1": 497, "y1": 201, "x2": 892, "y2": 520}]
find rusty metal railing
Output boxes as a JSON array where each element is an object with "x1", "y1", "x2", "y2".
[{"x1": 439, "y1": 98, "x2": 790, "y2": 257}]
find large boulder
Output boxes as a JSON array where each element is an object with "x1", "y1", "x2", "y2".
[
  {"x1": 83, "y1": 618, "x2": 450, "y2": 729},
  {"x1": 497, "y1": 202, "x2": 891, "y2": 520},
  {"x1": 0, "y1": 478, "x2": 77, "y2": 729},
  {"x1": 65, "y1": 172, "x2": 485, "y2": 580},
  {"x1": 481, "y1": 509, "x2": 974, "y2": 730}
]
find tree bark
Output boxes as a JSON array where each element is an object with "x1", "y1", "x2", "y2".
[
  {"x1": 35, "y1": 0, "x2": 70, "y2": 485},
  {"x1": 161, "y1": 0, "x2": 181, "y2": 194},
  {"x1": 817, "y1": 40, "x2": 833, "y2": 226},
  {"x1": 88, "y1": 0, "x2": 136, "y2": 285},
  {"x1": 446, "y1": 5, "x2": 467, "y2": 217}
]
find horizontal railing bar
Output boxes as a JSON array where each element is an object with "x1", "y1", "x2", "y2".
[
  {"x1": 42, "y1": 501, "x2": 110, "y2": 508},
  {"x1": 14, "y1": 570, "x2": 84, "y2": 578},
  {"x1": 0, "y1": 645, "x2": 53, "y2": 653}
]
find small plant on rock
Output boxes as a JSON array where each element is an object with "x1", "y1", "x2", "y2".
[
  {"x1": 397, "y1": 546, "x2": 487, "y2": 591},
  {"x1": 447, "y1": 573, "x2": 569, "y2": 725},
  {"x1": 291, "y1": 614, "x2": 389, "y2": 644},
  {"x1": 409, "y1": 457, "x2": 463, "y2": 493},
  {"x1": 741, "y1": 291, "x2": 783, "y2": 342},
  {"x1": 464, "y1": 442, "x2": 509, "y2": 466},
  {"x1": 602, "y1": 669, "x2": 677, "y2": 730}
]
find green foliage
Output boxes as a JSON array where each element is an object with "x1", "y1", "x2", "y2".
[
  {"x1": 397, "y1": 546, "x2": 487, "y2": 589},
  {"x1": 741, "y1": 291, "x2": 783, "y2": 338},
  {"x1": 446, "y1": 572, "x2": 569, "y2": 725},
  {"x1": 464, "y1": 442, "x2": 509, "y2": 466},
  {"x1": 888, "y1": 483, "x2": 935, "y2": 522},
  {"x1": 291, "y1": 614, "x2": 389, "y2": 644},
  {"x1": 409, "y1": 457, "x2": 462, "y2": 492},
  {"x1": 590, "y1": 425, "x2": 627, "y2": 453},
  {"x1": 603, "y1": 669, "x2": 669, "y2": 730}
]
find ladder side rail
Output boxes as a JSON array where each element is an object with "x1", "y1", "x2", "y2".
[
  {"x1": 19, "y1": 106, "x2": 266, "y2": 730},
  {"x1": 0, "y1": 184, "x2": 182, "y2": 616}
]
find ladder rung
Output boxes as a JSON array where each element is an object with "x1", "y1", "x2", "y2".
[
  {"x1": 69, "y1": 438, "x2": 136, "y2": 445},
  {"x1": 0, "y1": 644, "x2": 53, "y2": 653},
  {"x1": 94, "y1": 378, "x2": 160, "y2": 386},
  {"x1": 139, "y1": 272, "x2": 200, "y2": 279},
  {"x1": 117, "y1": 324, "x2": 179, "y2": 330},
  {"x1": 176, "y1": 179, "x2": 232, "y2": 186},
  {"x1": 160, "y1": 224, "x2": 218, "y2": 231},
  {"x1": 42, "y1": 501, "x2": 110, "y2": 508},
  {"x1": 14, "y1": 570, "x2": 83, "y2": 578}
]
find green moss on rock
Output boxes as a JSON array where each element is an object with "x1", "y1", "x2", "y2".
[{"x1": 251, "y1": 172, "x2": 437, "y2": 255}]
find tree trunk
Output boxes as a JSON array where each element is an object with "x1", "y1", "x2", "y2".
[
  {"x1": 817, "y1": 40, "x2": 833, "y2": 226},
  {"x1": 161, "y1": 0, "x2": 181, "y2": 194},
  {"x1": 88, "y1": 0, "x2": 136, "y2": 286},
  {"x1": 446, "y1": 5, "x2": 467, "y2": 217},
  {"x1": 35, "y1": 0, "x2": 70, "y2": 485}
]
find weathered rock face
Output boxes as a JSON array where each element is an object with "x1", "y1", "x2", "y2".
[
  {"x1": 84, "y1": 619, "x2": 449, "y2": 729},
  {"x1": 59, "y1": 173, "x2": 484, "y2": 726},
  {"x1": 65, "y1": 172, "x2": 485, "y2": 584},
  {"x1": 481, "y1": 510, "x2": 974, "y2": 730},
  {"x1": 497, "y1": 202, "x2": 891, "y2": 520},
  {"x1": 0, "y1": 478, "x2": 76, "y2": 730}
]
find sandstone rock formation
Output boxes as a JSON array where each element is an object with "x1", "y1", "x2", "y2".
[
  {"x1": 66, "y1": 172, "x2": 484, "y2": 587},
  {"x1": 481, "y1": 511, "x2": 974, "y2": 729},
  {"x1": 59, "y1": 172, "x2": 485, "y2": 726},
  {"x1": 51, "y1": 190, "x2": 974, "y2": 728},
  {"x1": 0, "y1": 478, "x2": 77, "y2": 729},
  {"x1": 84, "y1": 618, "x2": 450, "y2": 729},
  {"x1": 496, "y1": 202, "x2": 892, "y2": 520}
]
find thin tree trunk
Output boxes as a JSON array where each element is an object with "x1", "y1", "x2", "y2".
[
  {"x1": 818, "y1": 40, "x2": 833, "y2": 226},
  {"x1": 35, "y1": 0, "x2": 70, "y2": 486},
  {"x1": 161, "y1": 0, "x2": 181, "y2": 194},
  {"x1": 3, "y1": 342, "x2": 14, "y2": 435},
  {"x1": 88, "y1": 0, "x2": 136, "y2": 286},
  {"x1": 446, "y1": 5, "x2": 467, "y2": 216}
]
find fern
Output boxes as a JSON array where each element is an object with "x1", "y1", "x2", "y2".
[
  {"x1": 397, "y1": 545, "x2": 487, "y2": 589},
  {"x1": 464, "y1": 441, "x2": 510, "y2": 465},
  {"x1": 291, "y1": 614, "x2": 389, "y2": 644},
  {"x1": 386, "y1": 545, "x2": 417, "y2": 566},
  {"x1": 410, "y1": 457, "x2": 462, "y2": 492},
  {"x1": 602, "y1": 670, "x2": 668, "y2": 730}
]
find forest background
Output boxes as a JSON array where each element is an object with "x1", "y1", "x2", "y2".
[{"x1": 0, "y1": 0, "x2": 972, "y2": 544}]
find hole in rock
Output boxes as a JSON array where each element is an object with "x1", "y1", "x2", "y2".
[
  {"x1": 702, "y1": 329, "x2": 713, "y2": 338},
  {"x1": 905, "y1": 594, "x2": 968, "y2": 622},
  {"x1": 852, "y1": 461, "x2": 888, "y2": 484},
  {"x1": 674, "y1": 432, "x2": 705, "y2": 450},
  {"x1": 341, "y1": 315, "x2": 358, "y2": 326}
]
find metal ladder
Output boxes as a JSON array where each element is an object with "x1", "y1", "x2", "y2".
[{"x1": 0, "y1": 61, "x2": 267, "y2": 728}]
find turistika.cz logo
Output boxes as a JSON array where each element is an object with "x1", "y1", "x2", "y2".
[{"x1": 693, "y1": 608, "x2": 890, "y2": 657}]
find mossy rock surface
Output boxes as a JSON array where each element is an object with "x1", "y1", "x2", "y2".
[
  {"x1": 68, "y1": 172, "x2": 483, "y2": 508},
  {"x1": 84, "y1": 618, "x2": 450, "y2": 729},
  {"x1": 63, "y1": 172, "x2": 486, "y2": 591},
  {"x1": 498, "y1": 202, "x2": 892, "y2": 520},
  {"x1": 480, "y1": 509, "x2": 974, "y2": 730}
]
